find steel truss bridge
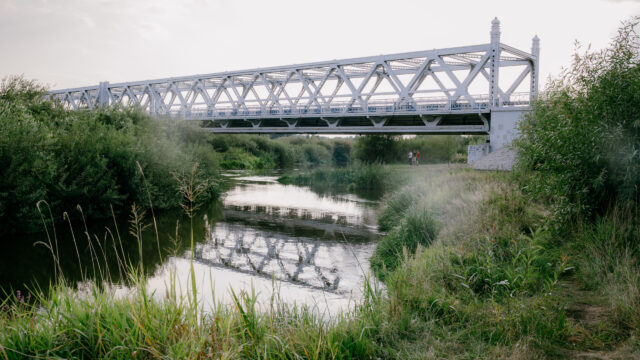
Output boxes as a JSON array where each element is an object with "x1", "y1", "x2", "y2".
[{"x1": 50, "y1": 19, "x2": 539, "y2": 135}]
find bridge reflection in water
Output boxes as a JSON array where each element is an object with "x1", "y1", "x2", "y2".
[{"x1": 146, "y1": 175, "x2": 380, "y2": 312}]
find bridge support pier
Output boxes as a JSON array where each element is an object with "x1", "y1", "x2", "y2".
[
  {"x1": 489, "y1": 109, "x2": 525, "y2": 151},
  {"x1": 468, "y1": 109, "x2": 526, "y2": 166}
]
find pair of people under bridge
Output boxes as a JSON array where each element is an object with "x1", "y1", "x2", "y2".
[{"x1": 408, "y1": 150, "x2": 420, "y2": 166}]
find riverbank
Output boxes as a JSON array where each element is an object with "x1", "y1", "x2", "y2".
[{"x1": 2, "y1": 164, "x2": 639, "y2": 358}]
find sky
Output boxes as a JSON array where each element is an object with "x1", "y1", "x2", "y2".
[{"x1": 1, "y1": 0, "x2": 638, "y2": 91}]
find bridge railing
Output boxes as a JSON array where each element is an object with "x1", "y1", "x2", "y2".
[
  {"x1": 168, "y1": 94, "x2": 529, "y2": 120},
  {"x1": 499, "y1": 92, "x2": 532, "y2": 107}
]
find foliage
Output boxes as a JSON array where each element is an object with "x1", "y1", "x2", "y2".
[
  {"x1": 368, "y1": 168, "x2": 576, "y2": 356},
  {"x1": 377, "y1": 186, "x2": 425, "y2": 232},
  {"x1": 331, "y1": 140, "x2": 352, "y2": 167},
  {"x1": 353, "y1": 135, "x2": 399, "y2": 163},
  {"x1": 516, "y1": 18, "x2": 640, "y2": 222},
  {"x1": 369, "y1": 205, "x2": 439, "y2": 278},
  {"x1": 211, "y1": 134, "x2": 353, "y2": 170},
  {"x1": 0, "y1": 76, "x2": 219, "y2": 234},
  {"x1": 0, "y1": 280, "x2": 379, "y2": 359},
  {"x1": 353, "y1": 134, "x2": 483, "y2": 164},
  {"x1": 278, "y1": 162, "x2": 400, "y2": 194},
  {"x1": 3, "y1": 163, "x2": 640, "y2": 357}
]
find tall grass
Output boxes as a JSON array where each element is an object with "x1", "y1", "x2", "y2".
[
  {"x1": 0, "y1": 159, "x2": 382, "y2": 359},
  {"x1": 370, "y1": 205, "x2": 439, "y2": 278},
  {"x1": 0, "y1": 277, "x2": 385, "y2": 359},
  {"x1": 572, "y1": 206, "x2": 640, "y2": 345},
  {"x1": 0, "y1": 197, "x2": 382, "y2": 359}
]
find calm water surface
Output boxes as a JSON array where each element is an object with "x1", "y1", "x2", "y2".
[{"x1": 1, "y1": 173, "x2": 381, "y2": 313}]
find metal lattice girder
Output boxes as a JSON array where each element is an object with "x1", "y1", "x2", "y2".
[{"x1": 49, "y1": 19, "x2": 539, "y2": 134}]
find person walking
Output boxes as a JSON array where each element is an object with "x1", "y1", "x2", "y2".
[
  {"x1": 408, "y1": 151, "x2": 413, "y2": 166},
  {"x1": 416, "y1": 151, "x2": 420, "y2": 165}
]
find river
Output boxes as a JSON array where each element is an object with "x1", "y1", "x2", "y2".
[{"x1": 1, "y1": 172, "x2": 381, "y2": 313}]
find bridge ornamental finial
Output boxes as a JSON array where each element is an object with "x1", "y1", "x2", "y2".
[
  {"x1": 532, "y1": 35, "x2": 540, "y2": 55},
  {"x1": 491, "y1": 17, "x2": 501, "y2": 44},
  {"x1": 530, "y1": 35, "x2": 541, "y2": 98}
]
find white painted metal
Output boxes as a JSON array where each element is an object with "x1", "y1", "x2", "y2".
[{"x1": 49, "y1": 19, "x2": 538, "y2": 134}]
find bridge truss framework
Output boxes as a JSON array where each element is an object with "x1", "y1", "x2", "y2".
[{"x1": 50, "y1": 19, "x2": 539, "y2": 135}]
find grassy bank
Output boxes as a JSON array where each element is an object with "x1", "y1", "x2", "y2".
[
  {"x1": 0, "y1": 279, "x2": 380, "y2": 359},
  {"x1": 0, "y1": 166, "x2": 532, "y2": 359},
  {"x1": 370, "y1": 167, "x2": 570, "y2": 357},
  {"x1": 372, "y1": 170, "x2": 639, "y2": 358},
  {"x1": 2, "y1": 164, "x2": 639, "y2": 358}
]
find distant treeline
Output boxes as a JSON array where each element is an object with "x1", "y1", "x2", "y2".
[
  {"x1": 209, "y1": 135, "x2": 353, "y2": 169},
  {"x1": 352, "y1": 134, "x2": 484, "y2": 164},
  {"x1": 212, "y1": 133, "x2": 482, "y2": 170}
]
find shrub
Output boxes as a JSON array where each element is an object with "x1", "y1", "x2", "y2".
[
  {"x1": 0, "y1": 76, "x2": 219, "y2": 234},
  {"x1": 208, "y1": 135, "x2": 345, "y2": 170},
  {"x1": 370, "y1": 205, "x2": 439, "y2": 278},
  {"x1": 219, "y1": 148, "x2": 261, "y2": 169},
  {"x1": 377, "y1": 188, "x2": 420, "y2": 232},
  {"x1": 516, "y1": 18, "x2": 640, "y2": 222},
  {"x1": 353, "y1": 135, "x2": 399, "y2": 163},
  {"x1": 331, "y1": 140, "x2": 352, "y2": 167}
]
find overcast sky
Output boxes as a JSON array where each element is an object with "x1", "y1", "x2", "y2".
[{"x1": 1, "y1": 0, "x2": 638, "y2": 90}]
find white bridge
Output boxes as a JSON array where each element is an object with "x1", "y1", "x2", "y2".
[{"x1": 50, "y1": 19, "x2": 538, "y2": 149}]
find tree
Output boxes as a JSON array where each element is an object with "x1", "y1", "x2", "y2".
[
  {"x1": 516, "y1": 17, "x2": 640, "y2": 221},
  {"x1": 353, "y1": 135, "x2": 399, "y2": 163}
]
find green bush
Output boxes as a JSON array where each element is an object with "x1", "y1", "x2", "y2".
[
  {"x1": 219, "y1": 148, "x2": 261, "y2": 169},
  {"x1": 331, "y1": 140, "x2": 352, "y2": 167},
  {"x1": 0, "y1": 77, "x2": 219, "y2": 234},
  {"x1": 370, "y1": 205, "x2": 439, "y2": 278},
  {"x1": 353, "y1": 135, "x2": 399, "y2": 163},
  {"x1": 377, "y1": 186, "x2": 423, "y2": 232},
  {"x1": 516, "y1": 18, "x2": 640, "y2": 222},
  {"x1": 301, "y1": 143, "x2": 331, "y2": 167},
  {"x1": 209, "y1": 134, "x2": 345, "y2": 170}
]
